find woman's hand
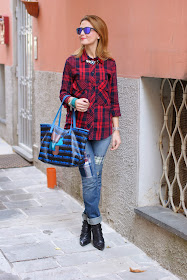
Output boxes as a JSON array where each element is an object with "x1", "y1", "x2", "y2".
[
  {"x1": 111, "y1": 130, "x2": 121, "y2": 150},
  {"x1": 75, "y1": 98, "x2": 90, "y2": 112}
]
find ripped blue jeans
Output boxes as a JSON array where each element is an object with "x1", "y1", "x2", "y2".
[{"x1": 79, "y1": 135, "x2": 112, "y2": 225}]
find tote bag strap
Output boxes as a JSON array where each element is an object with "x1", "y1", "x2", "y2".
[
  {"x1": 72, "y1": 110, "x2": 76, "y2": 128},
  {"x1": 50, "y1": 95, "x2": 77, "y2": 133},
  {"x1": 50, "y1": 95, "x2": 69, "y2": 133}
]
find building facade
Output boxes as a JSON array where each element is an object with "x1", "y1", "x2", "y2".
[{"x1": 0, "y1": 1, "x2": 186, "y2": 279}]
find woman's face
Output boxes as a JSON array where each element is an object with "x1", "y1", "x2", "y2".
[{"x1": 79, "y1": 20, "x2": 99, "y2": 47}]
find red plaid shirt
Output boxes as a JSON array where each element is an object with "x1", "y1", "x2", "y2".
[{"x1": 59, "y1": 49, "x2": 121, "y2": 140}]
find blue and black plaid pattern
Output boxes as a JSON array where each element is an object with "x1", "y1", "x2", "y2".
[{"x1": 60, "y1": 49, "x2": 121, "y2": 140}]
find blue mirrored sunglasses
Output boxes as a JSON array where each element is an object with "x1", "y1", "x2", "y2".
[{"x1": 76, "y1": 27, "x2": 97, "y2": 35}]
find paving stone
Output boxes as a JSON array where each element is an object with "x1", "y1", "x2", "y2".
[
  {"x1": 20, "y1": 267, "x2": 86, "y2": 280},
  {"x1": 0, "y1": 219, "x2": 26, "y2": 228},
  {"x1": 101, "y1": 223, "x2": 116, "y2": 233},
  {"x1": 23, "y1": 185, "x2": 52, "y2": 194},
  {"x1": 12, "y1": 257, "x2": 60, "y2": 273},
  {"x1": 39, "y1": 224, "x2": 75, "y2": 240},
  {"x1": 7, "y1": 173, "x2": 46, "y2": 182},
  {"x1": 0, "y1": 189, "x2": 27, "y2": 196},
  {"x1": 37, "y1": 191, "x2": 67, "y2": 200},
  {"x1": 0, "y1": 225, "x2": 39, "y2": 237},
  {"x1": 0, "y1": 196, "x2": 10, "y2": 202},
  {"x1": 26, "y1": 212, "x2": 81, "y2": 226},
  {"x1": 0, "y1": 177, "x2": 11, "y2": 183},
  {"x1": 36, "y1": 197, "x2": 66, "y2": 206},
  {"x1": 117, "y1": 266, "x2": 176, "y2": 280},
  {"x1": 0, "y1": 226, "x2": 46, "y2": 242},
  {"x1": 3, "y1": 199, "x2": 40, "y2": 210},
  {"x1": 160, "y1": 276, "x2": 180, "y2": 280},
  {"x1": 0, "y1": 233, "x2": 40, "y2": 246},
  {"x1": 0, "y1": 190, "x2": 28, "y2": 203},
  {"x1": 0, "y1": 273, "x2": 20, "y2": 280},
  {"x1": 52, "y1": 237, "x2": 95, "y2": 254},
  {"x1": 36, "y1": 192, "x2": 66, "y2": 206},
  {"x1": 0, "y1": 182, "x2": 15, "y2": 190},
  {"x1": 1, "y1": 241, "x2": 63, "y2": 262},
  {"x1": 130, "y1": 253, "x2": 159, "y2": 267},
  {"x1": 55, "y1": 251, "x2": 103, "y2": 267},
  {"x1": 7, "y1": 193, "x2": 34, "y2": 201},
  {"x1": 0, "y1": 179, "x2": 39, "y2": 190},
  {"x1": 0, "y1": 251, "x2": 12, "y2": 274},
  {"x1": 78, "y1": 256, "x2": 137, "y2": 277},
  {"x1": 23, "y1": 173, "x2": 47, "y2": 180},
  {"x1": 0, "y1": 168, "x2": 23, "y2": 174},
  {"x1": 22, "y1": 204, "x2": 72, "y2": 217},
  {"x1": 21, "y1": 166, "x2": 44, "y2": 175},
  {"x1": 0, "y1": 202, "x2": 7, "y2": 210},
  {"x1": 89, "y1": 275, "x2": 122, "y2": 280},
  {"x1": 68, "y1": 224, "x2": 83, "y2": 237},
  {"x1": 95, "y1": 244, "x2": 144, "y2": 260},
  {"x1": 0, "y1": 226, "x2": 50, "y2": 246},
  {"x1": 104, "y1": 232, "x2": 129, "y2": 246},
  {"x1": 0, "y1": 209, "x2": 26, "y2": 221}
]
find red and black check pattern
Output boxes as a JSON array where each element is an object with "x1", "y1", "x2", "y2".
[{"x1": 59, "y1": 49, "x2": 121, "y2": 140}]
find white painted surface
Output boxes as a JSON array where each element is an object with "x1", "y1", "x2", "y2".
[
  {"x1": 0, "y1": 65, "x2": 5, "y2": 120},
  {"x1": 138, "y1": 77, "x2": 163, "y2": 206},
  {"x1": 0, "y1": 138, "x2": 15, "y2": 155}
]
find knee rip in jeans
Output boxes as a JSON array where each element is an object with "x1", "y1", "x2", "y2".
[{"x1": 94, "y1": 156, "x2": 104, "y2": 165}]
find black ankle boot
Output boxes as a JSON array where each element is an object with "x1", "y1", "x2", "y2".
[
  {"x1": 91, "y1": 223, "x2": 105, "y2": 251},
  {"x1": 80, "y1": 220, "x2": 91, "y2": 246}
]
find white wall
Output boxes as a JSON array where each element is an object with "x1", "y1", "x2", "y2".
[
  {"x1": 0, "y1": 64, "x2": 5, "y2": 120},
  {"x1": 138, "y1": 77, "x2": 163, "y2": 206}
]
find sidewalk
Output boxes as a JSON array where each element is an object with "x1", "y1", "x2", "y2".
[{"x1": 0, "y1": 138, "x2": 180, "y2": 280}]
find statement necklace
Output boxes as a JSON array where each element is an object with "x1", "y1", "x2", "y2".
[{"x1": 86, "y1": 59, "x2": 96, "y2": 65}]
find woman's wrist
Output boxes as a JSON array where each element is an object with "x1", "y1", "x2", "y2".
[
  {"x1": 68, "y1": 97, "x2": 78, "y2": 108},
  {"x1": 113, "y1": 127, "x2": 120, "y2": 132}
]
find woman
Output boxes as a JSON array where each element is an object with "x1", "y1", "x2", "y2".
[{"x1": 60, "y1": 15, "x2": 121, "y2": 251}]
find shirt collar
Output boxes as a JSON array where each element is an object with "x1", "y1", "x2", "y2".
[{"x1": 81, "y1": 49, "x2": 104, "y2": 64}]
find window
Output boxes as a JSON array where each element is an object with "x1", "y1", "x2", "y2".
[{"x1": 159, "y1": 79, "x2": 187, "y2": 216}]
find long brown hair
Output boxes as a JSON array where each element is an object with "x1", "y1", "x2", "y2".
[{"x1": 74, "y1": 15, "x2": 112, "y2": 61}]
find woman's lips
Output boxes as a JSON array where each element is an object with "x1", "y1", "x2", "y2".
[{"x1": 81, "y1": 37, "x2": 86, "y2": 40}]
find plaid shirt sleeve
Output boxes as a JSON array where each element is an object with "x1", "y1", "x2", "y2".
[
  {"x1": 110, "y1": 61, "x2": 121, "y2": 117},
  {"x1": 59, "y1": 58, "x2": 73, "y2": 105}
]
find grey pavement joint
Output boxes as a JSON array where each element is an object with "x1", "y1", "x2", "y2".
[{"x1": 0, "y1": 166, "x2": 180, "y2": 280}]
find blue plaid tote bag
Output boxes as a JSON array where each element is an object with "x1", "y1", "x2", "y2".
[{"x1": 38, "y1": 96, "x2": 89, "y2": 167}]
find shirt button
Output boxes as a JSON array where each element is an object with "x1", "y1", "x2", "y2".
[{"x1": 91, "y1": 72, "x2": 94, "y2": 75}]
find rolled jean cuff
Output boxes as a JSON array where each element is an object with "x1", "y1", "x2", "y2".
[{"x1": 82, "y1": 212, "x2": 102, "y2": 225}]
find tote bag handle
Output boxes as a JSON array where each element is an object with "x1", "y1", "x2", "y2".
[{"x1": 50, "y1": 96, "x2": 76, "y2": 133}]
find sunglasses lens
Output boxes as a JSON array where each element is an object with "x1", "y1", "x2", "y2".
[
  {"x1": 76, "y1": 28, "x2": 82, "y2": 35},
  {"x1": 84, "y1": 27, "x2": 91, "y2": 34}
]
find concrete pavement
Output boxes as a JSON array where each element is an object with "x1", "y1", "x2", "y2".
[{"x1": 0, "y1": 138, "x2": 180, "y2": 280}]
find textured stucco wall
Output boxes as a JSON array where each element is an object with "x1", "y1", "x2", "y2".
[
  {"x1": 133, "y1": 216, "x2": 187, "y2": 280},
  {"x1": 0, "y1": 65, "x2": 18, "y2": 145},
  {"x1": 102, "y1": 77, "x2": 139, "y2": 237},
  {"x1": 33, "y1": 71, "x2": 186, "y2": 280}
]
